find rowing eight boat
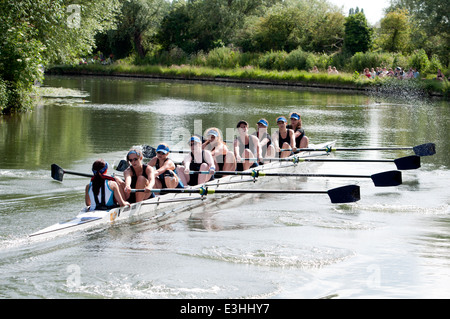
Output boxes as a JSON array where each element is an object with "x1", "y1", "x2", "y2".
[{"x1": 30, "y1": 141, "x2": 359, "y2": 238}]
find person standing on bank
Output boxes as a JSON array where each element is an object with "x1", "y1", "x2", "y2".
[
  {"x1": 123, "y1": 148, "x2": 155, "y2": 202},
  {"x1": 85, "y1": 159, "x2": 130, "y2": 211}
]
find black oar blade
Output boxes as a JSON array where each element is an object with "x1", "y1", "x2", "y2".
[
  {"x1": 371, "y1": 170, "x2": 402, "y2": 187},
  {"x1": 394, "y1": 155, "x2": 421, "y2": 170},
  {"x1": 116, "y1": 159, "x2": 129, "y2": 172},
  {"x1": 327, "y1": 185, "x2": 360, "y2": 203},
  {"x1": 142, "y1": 145, "x2": 157, "y2": 159},
  {"x1": 51, "y1": 164, "x2": 65, "y2": 182},
  {"x1": 413, "y1": 143, "x2": 436, "y2": 156}
]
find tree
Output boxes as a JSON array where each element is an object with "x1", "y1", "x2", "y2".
[
  {"x1": 157, "y1": 0, "x2": 282, "y2": 54},
  {"x1": 378, "y1": 9, "x2": 411, "y2": 53},
  {"x1": 0, "y1": 0, "x2": 121, "y2": 113},
  {"x1": 234, "y1": 0, "x2": 345, "y2": 53},
  {"x1": 386, "y1": 0, "x2": 449, "y2": 65},
  {"x1": 343, "y1": 11, "x2": 373, "y2": 55},
  {"x1": 119, "y1": 0, "x2": 169, "y2": 59},
  {"x1": 157, "y1": 1, "x2": 194, "y2": 53}
]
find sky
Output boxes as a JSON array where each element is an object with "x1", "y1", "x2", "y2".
[{"x1": 326, "y1": 0, "x2": 391, "y2": 25}]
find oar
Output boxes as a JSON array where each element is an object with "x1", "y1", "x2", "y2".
[
  {"x1": 51, "y1": 164, "x2": 93, "y2": 182},
  {"x1": 241, "y1": 155, "x2": 420, "y2": 170},
  {"x1": 131, "y1": 184, "x2": 361, "y2": 204},
  {"x1": 50, "y1": 164, "x2": 124, "y2": 182},
  {"x1": 290, "y1": 143, "x2": 436, "y2": 157},
  {"x1": 190, "y1": 170, "x2": 402, "y2": 187}
]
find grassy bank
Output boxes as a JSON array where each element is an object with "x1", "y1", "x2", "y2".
[{"x1": 47, "y1": 63, "x2": 449, "y2": 97}]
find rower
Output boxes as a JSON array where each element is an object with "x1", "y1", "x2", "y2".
[
  {"x1": 234, "y1": 120, "x2": 261, "y2": 171},
  {"x1": 287, "y1": 112, "x2": 309, "y2": 149},
  {"x1": 272, "y1": 116, "x2": 296, "y2": 158},
  {"x1": 177, "y1": 136, "x2": 215, "y2": 186},
  {"x1": 122, "y1": 148, "x2": 155, "y2": 202},
  {"x1": 253, "y1": 118, "x2": 275, "y2": 162},
  {"x1": 85, "y1": 159, "x2": 130, "y2": 211},
  {"x1": 203, "y1": 128, "x2": 236, "y2": 176},
  {"x1": 148, "y1": 143, "x2": 184, "y2": 189}
]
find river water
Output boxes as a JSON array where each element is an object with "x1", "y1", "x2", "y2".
[{"x1": 0, "y1": 75, "x2": 449, "y2": 299}]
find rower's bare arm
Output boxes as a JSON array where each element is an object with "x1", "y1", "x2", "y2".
[
  {"x1": 110, "y1": 181, "x2": 130, "y2": 207},
  {"x1": 289, "y1": 129, "x2": 296, "y2": 151},
  {"x1": 85, "y1": 184, "x2": 91, "y2": 206},
  {"x1": 146, "y1": 166, "x2": 156, "y2": 189}
]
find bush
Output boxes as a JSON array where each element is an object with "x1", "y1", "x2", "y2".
[
  {"x1": 350, "y1": 51, "x2": 393, "y2": 72},
  {"x1": 391, "y1": 53, "x2": 409, "y2": 70},
  {"x1": 284, "y1": 48, "x2": 315, "y2": 71},
  {"x1": 257, "y1": 50, "x2": 288, "y2": 70},
  {"x1": 314, "y1": 53, "x2": 333, "y2": 71},
  {"x1": 428, "y1": 54, "x2": 444, "y2": 75},
  {"x1": 205, "y1": 47, "x2": 240, "y2": 69},
  {"x1": 408, "y1": 49, "x2": 430, "y2": 72}
]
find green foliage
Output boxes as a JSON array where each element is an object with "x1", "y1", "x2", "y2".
[
  {"x1": 284, "y1": 48, "x2": 316, "y2": 71},
  {"x1": 257, "y1": 51, "x2": 288, "y2": 70},
  {"x1": 408, "y1": 49, "x2": 430, "y2": 72},
  {"x1": 118, "y1": 0, "x2": 170, "y2": 59},
  {"x1": 350, "y1": 52, "x2": 394, "y2": 71},
  {"x1": 204, "y1": 47, "x2": 239, "y2": 69},
  {"x1": 378, "y1": 9, "x2": 411, "y2": 53},
  {"x1": 0, "y1": 0, "x2": 120, "y2": 113},
  {"x1": 343, "y1": 12, "x2": 373, "y2": 55},
  {"x1": 387, "y1": 0, "x2": 449, "y2": 66},
  {"x1": 234, "y1": 0, "x2": 345, "y2": 54},
  {"x1": 0, "y1": 18, "x2": 44, "y2": 113}
]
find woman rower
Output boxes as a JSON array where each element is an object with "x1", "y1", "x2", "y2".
[
  {"x1": 234, "y1": 120, "x2": 261, "y2": 171},
  {"x1": 253, "y1": 118, "x2": 275, "y2": 162},
  {"x1": 287, "y1": 112, "x2": 309, "y2": 149},
  {"x1": 123, "y1": 148, "x2": 155, "y2": 202},
  {"x1": 203, "y1": 127, "x2": 236, "y2": 175},
  {"x1": 85, "y1": 159, "x2": 130, "y2": 211},
  {"x1": 177, "y1": 136, "x2": 215, "y2": 186},
  {"x1": 148, "y1": 143, "x2": 184, "y2": 189},
  {"x1": 272, "y1": 116, "x2": 296, "y2": 158}
]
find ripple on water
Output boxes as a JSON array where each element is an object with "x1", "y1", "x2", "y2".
[{"x1": 183, "y1": 244, "x2": 354, "y2": 269}]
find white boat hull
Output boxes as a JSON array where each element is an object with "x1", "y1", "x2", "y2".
[{"x1": 30, "y1": 141, "x2": 335, "y2": 238}]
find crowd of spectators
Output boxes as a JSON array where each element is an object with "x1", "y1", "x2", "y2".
[
  {"x1": 362, "y1": 66, "x2": 420, "y2": 80},
  {"x1": 309, "y1": 64, "x2": 448, "y2": 82}
]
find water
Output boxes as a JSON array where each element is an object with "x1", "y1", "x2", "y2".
[{"x1": 0, "y1": 75, "x2": 449, "y2": 299}]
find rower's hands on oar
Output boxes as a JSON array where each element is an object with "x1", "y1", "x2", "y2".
[{"x1": 124, "y1": 184, "x2": 132, "y2": 196}]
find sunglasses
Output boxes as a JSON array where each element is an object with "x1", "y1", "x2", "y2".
[
  {"x1": 156, "y1": 151, "x2": 166, "y2": 155},
  {"x1": 128, "y1": 157, "x2": 139, "y2": 162}
]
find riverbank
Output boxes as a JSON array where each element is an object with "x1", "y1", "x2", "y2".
[{"x1": 46, "y1": 63, "x2": 448, "y2": 98}]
